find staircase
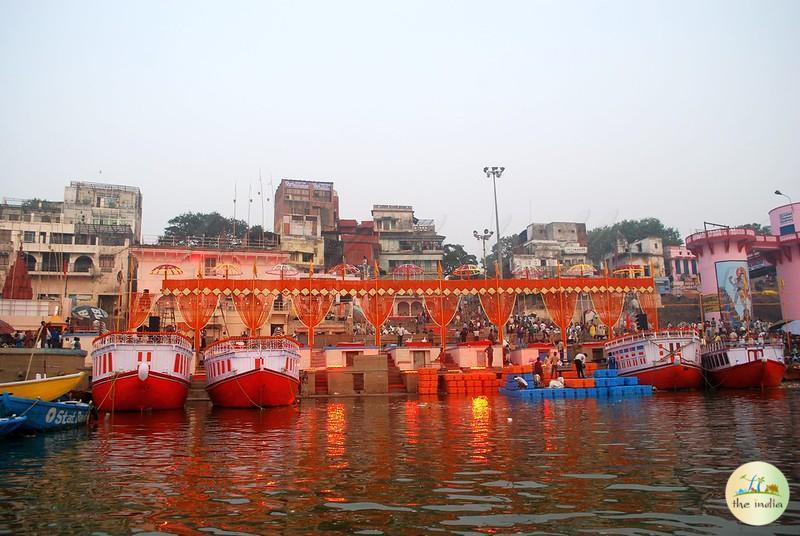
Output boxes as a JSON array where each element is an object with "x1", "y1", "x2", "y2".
[
  {"x1": 187, "y1": 370, "x2": 209, "y2": 402},
  {"x1": 311, "y1": 350, "x2": 328, "y2": 395},
  {"x1": 386, "y1": 352, "x2": 406, "y2": 393}
]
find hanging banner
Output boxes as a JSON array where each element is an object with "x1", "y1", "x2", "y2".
[
  {"x1": 715, "y1": 261, "x2": 752, "y2": 327},
  {"x1": 358, "y1": 295, "x2": 395, "y2": 346},
  {"x1": 291, "y1": 294, "x2": 334, "y2": 348},
  {"x1": 128, "y1": 291, "x2": 153, "y2": 330},
  {"x1": 591, "y1": 291, "x2": 625, "y2": 330},
  {"x1": 233, "y1": 293, "x2": 274, "y2": 333}
]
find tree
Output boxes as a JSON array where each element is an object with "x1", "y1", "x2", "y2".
[
  {"x1": 163, "y1": 212, "x2": 248, "y2": 240},
  {"x1": 484, "y1": 236, "x2": 519, "y2": 277},
  {"x1": 739, "y1": 222, "x2": 771, "y2": 235},
  {"x1": 587, "y1": 218, "x2": 682, "y2": 264},
  {"x1": 442, "y1": 244, "x2": 478, "y2": 275}
]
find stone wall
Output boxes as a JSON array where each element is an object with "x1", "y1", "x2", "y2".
[{"x1": 0, "y1": 348, "x2": 90, "y2": 390}]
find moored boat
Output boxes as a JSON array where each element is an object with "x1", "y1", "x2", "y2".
[
  {"x1": 0, "y1": 415, "x2": 27, "y2": 435},
  {"x1": 701, "y1": 341, "x2": 785, "y2": 389},
  {"x1": 91, "y1": 332, "x2": 194, "y2": 411},
  {"x1": 0, "y1": 393, "x2": 90, "y2": 432},
  {"x1": 204, "y1": 336, "x2": 300, "y2": 408},
  {"x1": 604, "y1": 329, "x2": 703, "y2": 390},
  {"x1": 0, "y1": 372, "x2": 87, "y2": 402}
]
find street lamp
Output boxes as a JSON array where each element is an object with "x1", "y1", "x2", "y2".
[
  {"x1": 775, "y1": 190, "x2": 793, "y2": 204},
  {"x1": 483, "y1": 166, "x2": 505, "y2": 277},
  {"x1": 473, "y1": 228, "x2": 494, "y2": 279}
]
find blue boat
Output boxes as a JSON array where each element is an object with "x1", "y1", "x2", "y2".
[
  {"x1": 0, "y1": 393, "x2": 90, "y2": 432},
  {"x1": 0, "y1": 416, "x2": 27, "y2": 435}
]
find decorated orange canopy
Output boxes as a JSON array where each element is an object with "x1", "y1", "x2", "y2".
[
  {"x1": 392, "y1": 264, "x2": 423, "y2": 279},
  {"x1": 512, "y1": 266, "x2": 544, "y2": 279},
  {"x1": 565, "y1": 263, "x2": 597, "y2": 277},
  {"x1": 213, "y1": 263, "x2": 242, "y2": 278},
  {"x1": 328, "y1": 263, "x2": 361, "y2": 278},
  {"x1": 451, "y1": 264, "x2": 482, "y2": 279},
  {"x1": 150, "y1": 264, "x2": 184, "y2": 281},
  {"x1": 128, "y1": 290, "x2": 153, "y2": 330},
  {"x1": 267, "y1": 263, "x2": 299, "y2": 277},
  {"x1": 613, "y1": 264, "x2": 645, "y2": 277}
]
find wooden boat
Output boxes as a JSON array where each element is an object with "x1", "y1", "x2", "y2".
[
  {"x1": 604, "y1": 329, "x2": 703, "y2": 390},
  {"x1": 0, "y1": 416, "x2": 27, "y2": 435},
  {"x1": 0, "y1": 372, "x2": 87, "y2": 402},
  {"x1": 701, "y1": 341, "x2": 785, "y2": 389},
  {"x1": 0, "y1": 393, "x2": 90, "y2": 432},
  {"x1": 204, "y1": 336, "x2": 301, "y2": 408},
  {"x1": 91, "y1": 332, "x2": 193, "y2": 411}
]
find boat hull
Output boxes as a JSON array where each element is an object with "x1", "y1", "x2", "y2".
[
  {"x1": 0, "y1": 416, "x2": 27, "y2": 435},
  {"x1": 0, "y1": 372, "x2": 87, "y2": 402},
  {"x1": 707, "y1": 359, "x2": 785, "y2": 389},
  {"x1": 207, "y1": 369, "x2": 299, "y2": 408},
  {"x1": 92, "y1": 371, "x2": 189, "y2": 412},
  {"x1": 621, "y1": 363, "x2": 703, "y2": 390},
  {"x1": 0, "y1": 393, "x2": 90, "y2": 431}
]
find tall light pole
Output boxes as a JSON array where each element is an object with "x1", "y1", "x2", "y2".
[
  {"x1": 775, "y1": 189, "x2": 792, "y2": 205},
  {"x1": 473, "y1": 228, "x2": 494, "y2": 279},
  {"x1": 483, "y1": 166, "x2": 505, "y2": 277}
]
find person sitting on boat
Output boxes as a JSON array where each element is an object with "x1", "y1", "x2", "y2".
[
  {"x1": 512, "y1": 375, "x2": 528, "y2": 390},
  {"x1": 548, "y1": 376, "x2": 565, "y2": 389}
]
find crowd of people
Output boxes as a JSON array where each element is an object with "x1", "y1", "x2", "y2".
[{"x1": 7, "y1": 320, "x2": 84, "y2": 349}]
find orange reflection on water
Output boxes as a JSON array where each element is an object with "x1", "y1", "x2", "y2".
[
  {"x1": 469, "y1": 396, "x2": 491, "y2": 464},
  {"x1": 325, "y1": 402, "x2": 348, "y2": 469}
]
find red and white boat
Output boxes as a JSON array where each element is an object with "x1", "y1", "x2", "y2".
[
  {"x1": 604, "y1": 329, "x2": 703, "y2": 390},
  {"x1": 91, "y1": 332, "x2": 194, "y2": 411},
  {"x1": 203, "y1": 336, "x2": 300, "y2": 408},
  {"x1": 701, "y1": 341, "x2": 785, "y2": 389}
]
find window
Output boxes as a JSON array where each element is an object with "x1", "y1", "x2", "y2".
[
  {"x1": 691, "y1": 260, "x2": 697, "y2": 275},
  {"x1": 302, "y1": 252, "x2": 313, "y2": 263},
  {"x1": 0, "y1": 230, "x2": 10, "y2": 242},
  {"x1": 99, "y1": 255, "x2": 115, "y2": 272},
  {"x1": 204, "y1": 258, "x2": 217, "y2": 276},
  {"x1": 51, "y1": 233, "x2": 74, "y2": 245},
  {"x1": 683, "y1": 259, "x2": 690, "y2": 274},
  {"x1": 675, "y1": 259, "x2": 682, "y2": 274},
  {"x1": 0, "y1": 253, "x2": 8, "y2": 269},
  {"x1": 23, "y1": 231, "x2": 35, "y2": 243}
]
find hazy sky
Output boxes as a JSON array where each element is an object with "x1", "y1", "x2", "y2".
[{"x1": 1, "y1": 1, "x2": 798, "y2": 256}]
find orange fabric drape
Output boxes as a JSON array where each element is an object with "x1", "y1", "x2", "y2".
[
  {"x1": 424, "y1": 295, "x2": 461, "y2": 329},
  {"x1": 359, "y1": 295, "x2": 395, "y2": 346},
  {"x1": 177, "y1": 294, "x2": 219, "y2": 335},
  {"x1": 591, "y1": 291, "x2": 625, "y2": 331},
  {"x1": 542, "y1": 291, "x2": 579, "y2": 331},
  {"x1": 638, "y1": 292, "x2": 660, "y2": 330},
  {"x1": 291, "y1": 294, "x2": 334, "y2": 348},
  {"x1": 479, "y1": 293, "x2": 516, "y2": 333},
  {"x1": 128, "y1": 291, "x2": 153, "y2": 330},
  {"x1": 233, "y1": 293, "x2": 274, "y2": 333}
]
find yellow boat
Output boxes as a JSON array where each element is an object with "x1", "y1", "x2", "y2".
[{"x1": 0, "y1": 372, "x2": 87, "y2": 402}]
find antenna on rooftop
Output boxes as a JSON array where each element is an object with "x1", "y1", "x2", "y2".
[
  {"x1": 246, "y1": 183, "x2": 253, "y2": 245},
  {"x1": 258, "y1": 169, "x2": 265, "y2": 244},
  {"x1": 233, "y1": 183, "x2": 238, "y2": 238}
]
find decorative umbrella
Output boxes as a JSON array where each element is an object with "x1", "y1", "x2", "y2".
[
  {"x1": 565, "y1": 263, "x2": 598, "y2": 277},
  {"x1": 0, "y1": 319, "x2": 14, "y2": 336},
  {"x1": 512, "y1": 266, "x2": 544, "y2": 279},
  {"x1": 267, "y1": 263, "x2": 299, "y2": 277},
  {"x1": 214, "y1": 263, "x2": 242, "y2": 278},
  {"x1": 392, "y1": 264, "x2": 424, "y2": 279},
  {"x1": 613, "y1": 264, "x2": 645, "y2": 278},
  {"x1": 150, "y1": 264, "x2": 183, "y2": 278},
  {"x1": 71, "y1": 305, "x2": 109, "y2": 321},
  {"x1": 328, "y1": 263, "x2": 361, "y2": 278},
  {"x1": 451, "y1": 264, "x2": 482, "y2": 279}
]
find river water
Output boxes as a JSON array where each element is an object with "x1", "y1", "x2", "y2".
[{"x1": 1, "y1": 388, "x2": 799, "y2": 535}]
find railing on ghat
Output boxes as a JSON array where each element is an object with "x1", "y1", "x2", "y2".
[
  {"x1": 606, "y1": 328, "x2": 700, "y2": 347},
  {"x1": 203, "y1": 336, "x2": 301, "y2": 360},
  {"x1": 93, "y1": 331, "x2": 194, "y2": 350}
]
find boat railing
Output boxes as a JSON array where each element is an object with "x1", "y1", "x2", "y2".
[
  {"x1": 203, "y1": 336, "x2": 301, "y2": 360},
  {"x1": 701, "y1": 340, "x2": 783, "y2": 353},
  {"x1": 93, "y1": 331, "x2": 194, "y2": 350},
  {"x1": 606, "y1": 328, "x2": 699, "y2": 347}
]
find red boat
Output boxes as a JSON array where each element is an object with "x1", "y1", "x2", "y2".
[
  {"x1": 203, "y1": 336, "x2": 301, "y2": 408},
  {"x1": 701, "y1": 341, "x2": 785, "y2": 389},
  {"x1": 604, "y1": 329, "x2": 703, "y2": 390},
  {"x1": 92, "y1": 332, "x2": 194, "y2": 411}
]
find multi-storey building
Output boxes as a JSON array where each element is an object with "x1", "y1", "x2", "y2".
[
  {"x1": 0, "y1": 182, "x2": 142, "y2": 324},
  {"x1": 603, "y1": 236, "x2": 666, "y2": 278},
  {"x1": 273, "y1": 179, "x2": 337, "y2": 268},
  {"x1": 511, "y1": 221, "x2": 588, "y2": 273},
  {"x1": 338, "y1": 219, "x2": 379, "y2": 275},
  {"x1": 371, "y1": 205, "x2": 444, "y2": 277},
  {"x1": 664, "y1": 245, "x2": 699, "y2": 294}
]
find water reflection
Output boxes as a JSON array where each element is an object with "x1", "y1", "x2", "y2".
[{"x1": 0, "y1": 389, "x2": 798, "y2": 534}]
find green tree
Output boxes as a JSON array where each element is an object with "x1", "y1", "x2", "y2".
[
  {"x1": 442, "y1": 244, "x2": 478, "y2": 276},
  {"x1": 739, "y1": 222, "x2": 771, "y2": 235},
  {"x1": 587, "y1": 218, "x2": 682, "y2": 264},
  {"x1": 163, "y1": 212, "x2": 248, "y2": 240},
  {"x1": 485, "y1": 236, "x2": 519, "y2": 277}
]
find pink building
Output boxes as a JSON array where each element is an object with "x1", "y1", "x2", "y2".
[
  {"x1": 664, "y1": 245, "x2": 699, "y2": 294},
  {"x1": 767, "y1": 202, "x2": 800, "y2": 321}
]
